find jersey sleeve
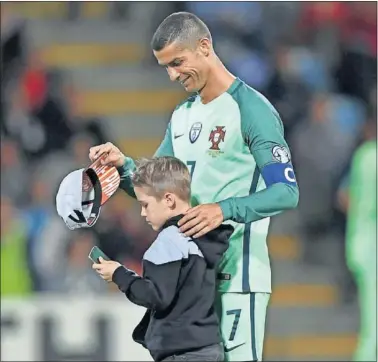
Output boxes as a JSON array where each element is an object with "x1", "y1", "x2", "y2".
[
  {"x1": 117, "y1": 122, "x2": 174, "y2": 197},
  {"x1": 116, "y1": 157, "x2": 137, "y2": 197},
  {"x1": 154, "y1": 122, "x2": 174, "y2": 157},
  {"x1": 218, "y1": 89, "x2": 299, "y2": 223}
]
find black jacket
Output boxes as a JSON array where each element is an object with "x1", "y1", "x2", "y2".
[{"x1": 112, "y1": 215, "x2": 234, "y2": 361}]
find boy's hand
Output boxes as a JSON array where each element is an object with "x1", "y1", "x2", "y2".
[
  {"x1": 178, "y1": 203, "x2": 224, "y2": 238},
  {"x1": 89, "y1": 142, "x2": 125, "y2": 168},
  {"x1": 92, "y1": 257, "x2": 122, "y2": 282}
]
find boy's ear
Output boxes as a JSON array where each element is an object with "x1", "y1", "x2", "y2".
[{"x1": 164, "y1": 192, "x2": 175, "y2": 208}]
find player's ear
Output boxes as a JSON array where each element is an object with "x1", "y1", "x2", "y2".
[{"x1": 198, "y1": 38, "x2": 211, "y2": 57}]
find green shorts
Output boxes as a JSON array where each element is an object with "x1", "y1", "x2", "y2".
[{"x1": 215, "y1": 292, "x2": 270, "y2": 361}]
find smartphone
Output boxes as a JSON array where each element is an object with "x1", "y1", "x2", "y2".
[{"x1": 88, "y1": 246, "x2": 110, "y2": 264}]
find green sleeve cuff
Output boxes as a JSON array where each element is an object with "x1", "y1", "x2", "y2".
[
  {"x1": 218, "y1": 199, "x2": 233, "y2": 221},
  {"x1": 116, "y1": 157, "x2": 135, "y2": 180},
  {"x1": 116, "y1": 157, "x2": 136, "y2": 198}
]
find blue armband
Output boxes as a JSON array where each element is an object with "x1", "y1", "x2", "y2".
[{"x1": 261, "y1": 162, "x2": 297, "y2": 187}]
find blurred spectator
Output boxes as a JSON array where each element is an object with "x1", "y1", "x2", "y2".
[
  {"x1": 63, "y1": 83, "x2": 109, "y2": 146},
  {"x1": 0, "y1": 3, "x2": 26, "y2": 86},
  {"x1": 52, "y1": 231, "x2": 107, "y2": 294},
  {"x1": 1, "y1": 3, "x2": 26, "y2": 137},
  {"x1": 334, "y1": 2, "x2": 377, "y2": 103},
  {"x1": 298, "y1": 1, "x2": 348, "y2": 65},
  {"x1": 1, "y1": 138, "x2": 29, "y2": 206},
  {"x1": 70, "y1": 132, "x2": 99, "y2": 167},
  {"x1": 265, "y1": 44, "x2": 311, "y2": 138},
  {"x1": 340, "y1": 2, "x2": 377, "y2": 57},
  {"x1": 345, "y1": 118, "x2": 377, "y2": 360},
  {"x1": 4, "y1": 85, "x2": 46, "y2": 159},
  {"x1": 92, "y1": 194, "x2": 156, "y2": 271},
  {"x1": 336, "y1": 116, "x2": 378, "y2": 217},
  {"x1": 258, "y1": 3, "x2": 301, "y2": 48},
  {"x1": 22, "y1": 175, "x2": 71, "y2": 291},
  {"x1": 186, "y1": 1, "x2": 265, "y2": 49},
  {"x1": 20, "y1": 52, "x2": 73, "y2": 160},
  {"x1": 291, "y1": 92, "x2": 361, "y2": 264},
  {"x1": 1, "y1": 195, "x2": 32, "y2": 296},
  {"x1": 24, "y1": 131, "x2": 103, "y2": 231},
  {"x1": 30, "y1": 95, "x2": 72, "y2": 161},
  {"x1": 92, "y1": 197, "x2": 136, "y2": 263},
  {"x1": 185, "y1": 1, "x2": 273, "y2": 91},
  {"x1": 4, "y1": 56, "x2": 73, "y2": 162},
  {"x1": 21, "y1": 52, "x2": 49, "y2": 112}
]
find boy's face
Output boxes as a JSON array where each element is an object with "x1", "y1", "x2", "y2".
[{"x1": 134, "y1": 186, "x2": 175, "y2": 231}]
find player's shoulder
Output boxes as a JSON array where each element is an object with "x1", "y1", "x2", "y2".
[
  {"x1": 357, "y1": 140, "x2": 376, "y2": 154},
  {"x1": 228, "y1": 78, "x2": 282, "y2": 130},
  {"x1": 228, "y1": 78, "x2": 279, "y2": 117},
  {"x1": 353, "y1": 140, "x2": 377, "y2": 167},
  {"x1": 173, "y1": 94, "x2": 198, "y2": 112}
]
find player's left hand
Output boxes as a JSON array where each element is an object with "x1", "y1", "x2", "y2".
[
  {"x1": 92, "y1": 257, "x2": 121, "y2": 282},
  {"x1": 178, "y1": 203, "x2": 224, "y2": 238}
]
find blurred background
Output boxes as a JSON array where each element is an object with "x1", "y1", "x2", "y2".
[{"x1": 1, "y1": 1, "x2": 376, "y2": 361}]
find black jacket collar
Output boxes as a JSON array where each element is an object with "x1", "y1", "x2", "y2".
[{"x1": 161, "y1": 215, "x2": 184, "y2": 230}]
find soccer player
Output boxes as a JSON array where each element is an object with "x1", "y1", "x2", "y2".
[
  {"x1": 89, "y1": 12, "x2": 299, "y2": 361},
  {"x1": 346, "y1": 122, "x2": 377, "y2": 362},
  {"x1": 92, "y1": 157, "x2": 232, "y2": 362}
]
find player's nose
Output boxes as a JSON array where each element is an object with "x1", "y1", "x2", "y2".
[{"x1": 167, "y1": 67, "x2": 180, "y2": 82}]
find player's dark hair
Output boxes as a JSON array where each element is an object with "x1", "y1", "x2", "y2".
[{"x1": 151, "y1": 12, "x2": 212, "y2": 51}]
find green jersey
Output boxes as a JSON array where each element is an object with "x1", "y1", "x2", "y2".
[
  {"x1": 118, "y1": 78, "x2": 299, "y2": 293},
  {"x1": 346, "y1": 140, "x2": 377, "y2": 273}
]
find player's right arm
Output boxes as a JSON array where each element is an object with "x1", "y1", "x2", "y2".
[
  {"x1": 218, "y1": 90, "x2": 299, "y2": 224},
  {"x1": 88, "y1": 123, "x2": 174, "y2": 199}
]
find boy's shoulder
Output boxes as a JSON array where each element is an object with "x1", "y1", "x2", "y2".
[
  {"x1": 158, "y1": 224, "x2": 181, "y2": 239},
  {"x1": 144, "y1": 223, "x2": 203, "y2": 265}
]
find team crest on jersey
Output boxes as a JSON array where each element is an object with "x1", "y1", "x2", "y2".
[
  {"x1": 207, "y1": 126, "x2": 226, "y2": 157},
  {"x1": 189, "y1": 122, "x2": 202, "y2": 143}
]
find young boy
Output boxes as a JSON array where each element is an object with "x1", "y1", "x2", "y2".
[{"x1": 93, "y1": 156, "x2": 233, "y2": 362}]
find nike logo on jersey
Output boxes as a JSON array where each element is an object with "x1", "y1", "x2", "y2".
[
  {"x1": 224, "y1": 342, "x2": 246, "y2": 353},
  {"x1": 174, "y1": 133, "x2": 184, "y2": 139}
]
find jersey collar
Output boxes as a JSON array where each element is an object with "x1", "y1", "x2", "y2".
[{"x1": 226, "y1": 77, "x2": 243, "y2": 95}]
